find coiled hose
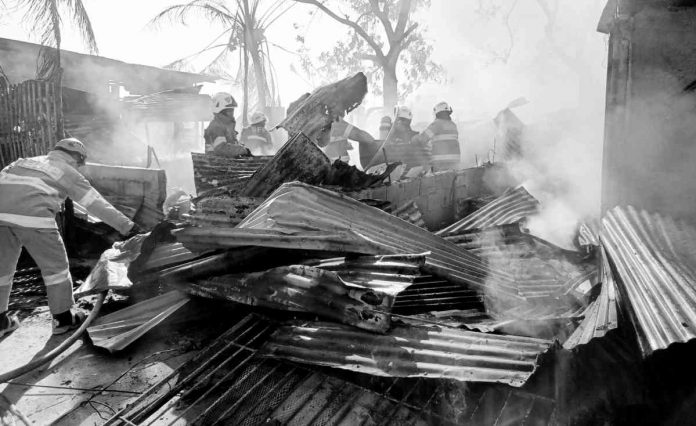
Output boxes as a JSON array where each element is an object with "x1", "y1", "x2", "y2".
[{"x1": 0, "y1": 291, "x2": 106, "y2": 383}]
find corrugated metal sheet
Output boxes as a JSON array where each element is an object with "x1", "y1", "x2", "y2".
[
  {"x1": 87, "y1": 290, "x2": 190, "y2": 352},
  {"x1": 437, "y1": 186, "x2": 540, "y2": 235},
  {"x1": 184, "y1": 265, "x2": 394, "y2": 332},
  {"x1": 393, "y1": 200, "x2": 427, "y2": 229},
  {"x1": 392, "y1": 276, "x2": 484, "y2": 314},
  {"x1": 261, "y1": 321, "x2": 553, "y2": 387},
  {"x1": 278, "y1": 73, "x2": 367, "y2": 142},
  {"x1": 184, "y1": 195, "x2": 264, "y2": 227},
  {"x1": 241, "y1": 132, "x2": 333, "y2": 197},
  {"x1": 140, "y1": 242, "x2": 201, "y2": 271},
  {"x1": 191, "y1": 153, "x2": 272, "y2": 194},
  {"x1": 444, "y1": 223, "x2": 598, "y2": 303},
  {"x1": 176, "y1": 181, "x2": 520, "y2": 298},
  {"x1": 109, "y1": 314, "x2": 533, "y2": 426},
  {"x1": 601, "y1": 206, "x2": 696, "y2": 356},
  {"x1": 124, "y1": 87, "x2": 211, "y2": 122},
  {"x1": 564, "y1": 248, "x2": 619, "y2": 349},
  {"x1": 304, "y1": 253, "x2": 425, "y2": 296}
]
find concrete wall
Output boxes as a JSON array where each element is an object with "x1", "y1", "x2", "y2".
[
  {"x1": 345, "y1": 164, "x2": 514, "y2": 231},
  {"x1": 601, "y1": 3, "x2": 696, "y2": 222}
]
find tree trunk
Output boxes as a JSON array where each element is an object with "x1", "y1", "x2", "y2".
[
  {"x1": 243, "y1": 48, "x2": 249, "y2": 127},
  {"x1": 249, "y1": 46, "x2": 268, "y2": 112},
  {"x1": 382, "y1": 66, "x2": 398, "y2": 116}
]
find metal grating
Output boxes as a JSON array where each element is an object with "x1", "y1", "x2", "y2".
[{"x1": 107, "y1": 314, "x2": 556, "y2": 425}]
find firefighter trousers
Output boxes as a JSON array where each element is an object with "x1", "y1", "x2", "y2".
[{"x1": 0, "y1": 226, "x2": 74, "y2": 315}]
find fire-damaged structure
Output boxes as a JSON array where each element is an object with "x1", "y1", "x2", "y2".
[{"x1": 5, "y1": 4, "x2": 696, "y2": 418}]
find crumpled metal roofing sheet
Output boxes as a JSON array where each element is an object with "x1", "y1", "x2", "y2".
[
  {"x1": 230, "y1": 182, "x2": 519, "y2": 297},
  {"x1": 436, "y1": 186, "x2": 540, "y2": 235},
  {"x1": 241, "y1": 132, "x2": 333, "y2": 197},
  {"x1": 601, "y1": 206, "x2": 696, "y2": 356},
  {"x1": 304, "y1": 253, "x2": 425, "y2": 296},
  {"x1": 184, "y1": 265, "x2": 394, "y2": 332},
  {"x1": 87, "y1": 290, "x2": 190, "y2": 352},
  {"x1": 443, "y1": 223, "x2": 598, "y2": 303},
  {"x1": 191, "y1": 153, "x2": 272, "y2": 193},
  {"x1": 392, "y1": 200, "x2": 427, "y2": 229},
  {"x1": 261, "y1": 320, "x2": 553, "y2": 387}
]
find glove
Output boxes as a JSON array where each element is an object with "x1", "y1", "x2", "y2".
[{"x1": 124, "y1": 223, "x2": 143, "y2": 239}]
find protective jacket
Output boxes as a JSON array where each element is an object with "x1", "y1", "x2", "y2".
[
  {"x1": 324, "y1": 120, "x2": 375, "y2": 162},
  {"x1": 0, "y1": 150, "x2": 133, "y2": 234},
  {"x1": 204, "y1": 115, "x2": 238, "y2": 154},
  {"x1": 386, "y1": 120, "x2": 418, "y2": 145},
  {"x1": 241, "y1": 125, "x2": 274, "y2": 156},
  {"x1": 412, "y1": 117, "x2": 461, "y2": 171}
]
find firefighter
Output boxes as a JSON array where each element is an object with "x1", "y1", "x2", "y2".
[
  {"x1": 412, "y1": 101, "x2": 461, "y2": 171},
  {"x1": 0, "y1": 138, "x2": 139, "y2": 336},
  {"x1": 387, "y1": 106, "x2": 418, "y2": 145},
  {"x1": 204, "y1": 92, "x2": 249, "y2": 157},
  {"x1": 323, "y1": 117, "x2": 375, "y2": 163},
  {"x1": 240, "y1": 112, "x2": 274, "y2": 156},
  {"x1": 378, "y1": 116, "x2": 392, "y2": 140}
]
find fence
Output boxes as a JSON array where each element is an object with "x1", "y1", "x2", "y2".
[{"x1": 0, "y1": 79, "x2": 60, "y2": 168}]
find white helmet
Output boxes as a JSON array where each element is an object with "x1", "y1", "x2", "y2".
[
  {"x1": 394, "y1": 106, "x2": 413, "y2": 120},
  {"x1": 250, "y1": 111, "x2": 267, "y2": 125},
  {"x1": 434, "y1": 101, "x2": 453, "y2": 115},
  {"x1": 212, "y1": 92, "x2": 238, "y2": 114}
]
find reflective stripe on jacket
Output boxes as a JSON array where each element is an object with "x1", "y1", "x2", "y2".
[
  {"x1": 324, "y1": 121, "x2": 355, "y2": 160},
  {"x1": 204, "y1": 116, "x2": 238, "y2": 153},
  {"x1": 414, "y1": 118, "x2": 460, "y2": 168},
  {"x1": 0, "y1": 151, "x2": 134, "y2": 234}
]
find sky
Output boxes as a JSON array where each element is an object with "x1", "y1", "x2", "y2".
[{"x1": 0, "y1": 0, "x2": 608, "y2": 119}]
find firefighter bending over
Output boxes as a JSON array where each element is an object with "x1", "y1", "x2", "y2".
[
  {"x1": 324, "y1": 117, "x2": 375, "y2": 163},
  {"x1": 0, "y1": 138, "x2": 139, "y2": 336}
]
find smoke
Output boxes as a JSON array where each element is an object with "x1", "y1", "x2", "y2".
[{"x1": 408, "y1": 1, "x2": 609, "y2": 248}]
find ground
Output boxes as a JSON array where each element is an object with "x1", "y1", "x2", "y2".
[{"x1": 0, "y1": 298, "x2": 230, "y2": 425}]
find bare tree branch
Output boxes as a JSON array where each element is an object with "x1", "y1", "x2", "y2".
[
  {"x1": 393, "y1": 0, "x2": 412, "y2": 37},
  {"x1": 368, "y1": 0, "x2": 394, "y2": 40},
  {"x1": 292, "y1": 0, "x2": 386, "y2": 62}
]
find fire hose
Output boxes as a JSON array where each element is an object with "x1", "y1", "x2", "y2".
[{"x1": 0, "y1": 291, "x2": 107, "y2": 383}]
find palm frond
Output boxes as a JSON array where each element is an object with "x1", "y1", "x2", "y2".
[
  {"x1": 149, "y1": 0, "x2": 236, "y2": 28},
  {"x1": 65, "y1": 0, "x2": 98, "y2": 54}
]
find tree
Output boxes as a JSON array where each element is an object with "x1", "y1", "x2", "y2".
[
  {"x1": 18, "y1": 0, "x2": 98, "y2": 79},
  {"x1": 17, "y1": 0, "x2": 98, "y2": 137},
  {"x1": 293, "y1": 0, "x2": 442, "y2": 113},
  {"x1": 151, "y1": 0, "x2": 291, "y2": 125}
]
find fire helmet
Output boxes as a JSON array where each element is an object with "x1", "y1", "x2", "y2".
[
  {"x1": 212, "y1": 92, "x2": 238, "y2": 114},
  {"x1": 250, "y1": 111, "x2": 267, "y2": 125},
  {"x1": 54, "y1": 138, "x2": 87, "y2": 160},
  {"x1": 394, "y1": 106, "x2": 413, "y2": 121},
  {"x1": 434, "y1": 101, "x2": 453, "y2": 115}
]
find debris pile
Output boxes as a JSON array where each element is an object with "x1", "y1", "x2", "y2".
[
  {"x1": 85, "y1": 158, "x2": 696, "y2": 422},
  {"x1": 78, "y1": 73, "x2": 696, "y2": 424}
]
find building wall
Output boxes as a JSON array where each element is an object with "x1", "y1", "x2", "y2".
[
  {"x1": 601, "y1": 3, "x2": 696, "y2": 222},
  {"x1": 345, "y1": 164, "x2": 514, "y2": 231}
]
